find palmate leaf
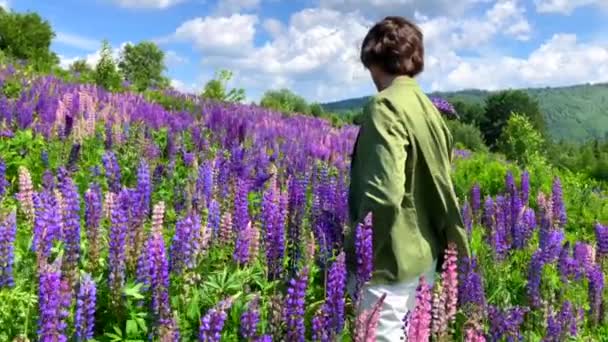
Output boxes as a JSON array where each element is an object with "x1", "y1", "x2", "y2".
[{"x1": 123, "y1": 281, "x2": 145, "y2": 300}]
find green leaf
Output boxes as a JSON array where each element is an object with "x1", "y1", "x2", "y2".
[{"x1": 126, "y1": 319, "x2": 138, "y2": 337}]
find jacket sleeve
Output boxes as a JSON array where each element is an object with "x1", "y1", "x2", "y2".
[{"x1": 351, "y1": 98, "x2": 408, "y2": 225}]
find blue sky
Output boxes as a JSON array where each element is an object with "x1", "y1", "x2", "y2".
[{"x1": 4, "y1": 0, "x2": 608, "y2": 102}]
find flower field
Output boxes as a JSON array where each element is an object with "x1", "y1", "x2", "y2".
[{"x1": 0, "y1": 64, "x2": 607, "y2": 342}]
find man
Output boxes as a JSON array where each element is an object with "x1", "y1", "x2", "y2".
[{"x1": 345, "y1": 16, "x2": 471, "y2": 341}]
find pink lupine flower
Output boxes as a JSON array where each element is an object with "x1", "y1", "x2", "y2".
[
  {"x1": 465, "y1": 328, "x2": 486, "y2": 342},
  {"x1": 16, "y1": 166, "x2": 34, "y2": 220},
  {"x1": 407, "y1": 276, "x2": 433, "y2": 341},
  {"x1": 355, "y1": 293, "x2": 386, "y2": 342},
  {"x1": 151, "y1": 202, "x2": 165, "y2": 235}
]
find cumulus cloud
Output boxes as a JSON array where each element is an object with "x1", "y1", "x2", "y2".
[
  {"x1": 429, "y1": 34, "x2": 608, "y2": 91},
  {"x1": 55, "y1": 32, "x2": 100, "y2": 51},
  {"x1": 160, "y1": 14, "x2": 258, "y2": 56},
  {"x1": 165, "y1": 50, "x2": 188, "y2": 66},
  {"x1": 112, "y1": 0, "x2": 186, "y2": 9},
  {"x1": 58, "y1": 42, "x2": 131, "y2": 70},
  {"x1": 534, "y1": 0, "x2": 605, "y2": 14},
  {"x1": 318, "y1": 0, "x2": 489, "y2": 19}
]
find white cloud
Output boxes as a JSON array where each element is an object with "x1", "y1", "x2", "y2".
[
  {"x1": 215, "y1": 0, "x2": 260, "y2": 14},
  {"x1": 429, "y1": 34, "x2": 608, "y2": 91},
  {"x1": 55, "y1": 32, "x2": 100, "y2": 51},
  {"x1": 170, "y1": 79, "x2": 200, "y2": 94},
  {"x1": 165, "y1": 50, "x2": 188, "y2": 66},
  {"x1": 112, "y1": 0, "x2": 186, "y2": 9},
  {"x1": 0, "y1": 1, "x2": 8, "y2": 10},
  {"x1": 161, "y1": 14, "x2": 258, "y2": 56},
  {"x1": 534, "y1": 0, "x2": 605, "y2": 14}
]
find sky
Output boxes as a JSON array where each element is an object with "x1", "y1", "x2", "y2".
[{"x1": 4, "y1": 0, "x2": 608, "y2": 103}]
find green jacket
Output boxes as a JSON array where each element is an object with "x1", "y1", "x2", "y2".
[{"x1": 345, "y1": 76, "x2": 471, "y2": 285}]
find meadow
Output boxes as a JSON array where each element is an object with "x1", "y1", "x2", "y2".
[{"x1": 0, "y1": 62, "x2": 606, "y2": 342}]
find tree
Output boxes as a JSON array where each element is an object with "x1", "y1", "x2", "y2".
[
  {"x1": 480, "y1": 90, "x2": 545, "y2": 150},
  {"x1": 452, "y1": 100, "x2": 485, "y2": 126},
  {"x1": 69, "y1": 59, "x2": 92, "y2": 74},
  {"x1": 118, "y1": 41, "x2": 168, "y2": 91},
  {"x1": 94, "y1": 40, "x2": 122, "y2": 91},
  {"x1": 446, "y1": 120, "x2": 487, "y2": 152},
  {"x1": 260, "y1": 89, "x2": 310, "y2": 114},
  {"x1": 497, "y1": 113, "x2": 545, "y2": 166},
  {"x1": 310, "y1": 103, "x2": 324, "y2": 117},
  {"x1": 0, "y1": 8, "x2": 58, "y2": 70},
  {"x1": 201, "y1": 69, "x2": 246, "y2": 103}
]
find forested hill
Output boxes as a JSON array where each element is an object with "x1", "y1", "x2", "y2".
[{"x1": 322, "y1": 83, "x2": 608, "y2": 142}]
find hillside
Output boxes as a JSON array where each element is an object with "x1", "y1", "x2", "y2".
[{"x1": 322, "y1": 83, "x2": 608, "y2": 142}]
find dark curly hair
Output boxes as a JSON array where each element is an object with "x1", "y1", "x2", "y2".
[{"x1": 360, "y1": 16, "x2": 424, "y2": 77}]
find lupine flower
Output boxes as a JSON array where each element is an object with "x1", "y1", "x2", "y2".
[
  {"x1": 354, "y1": 293, "x2": 386, "y2": 342},
  {"x1": 432, "y1": 243, "x2": 459, "y2": 337},
  {"x1": 574, "y1": 242, "x2": 594, "y2": 278},
  {"x1": 85, "y1": 184, "x2": 102, "y2": 272},
  {"x1": 170, "y1": 213, "x2": 202, "y2": 275},
  {"x1": 240, "y1": 296, "x2": 261, "y2": 339},
  {"x1": 311, "y1": 310, "x2": 328, "y2": 342},
  {"x1": 462, "y1": 201, "x2": 473, "y2": 237},
  {"x1": 458, "y1": 257, "x2": 486, "y2": 308},
  {"x1": 594, "y1": 222, "x2": 608, "y2": 260},
  {"x1": 59, "y1": 172, "x2": 81, "y2": 285},
  {"x1": 488, "y1": 306, "x2": 528, "y2": 342},
  {"x1": 148, "y1": 227, "x2": 177, "y2": 338},
  {"x1": 249, "y1": 223, "x2": 261, "y2": 260},
  {"x1": 540, "y1": 229, "x2": 564, "y2": 263},
  {"x1": 0, "y1": 211, "x2": 16, "y2": 287},
  {"x1": 199, "y1": 298, "x2": 233, "y2": 342},
  {"x1": 527, "y1": 251, "x2": 544, "y2": 308},
  {"x1": 470, "y1": 183, "x2": 481, "y2": 218},
  {"x1": 151, "y1": 201, "x2": 165, "y2": 235},
  {"x1": 102, "y1": 151, "x2": 122, "y2": 193},
  {"x1": 284, "y1": 266, "x2": 309, "y2": 342},
  {"x1": 482, "y1": 196, "x2": 494, "y2": 230},
  {"x1": 219, "y1": 212, "x2": 233, "y2": 246},
  {"x1": 109, "y1": 190, "x2": 129, "y2": 305},
  {"x1": 355, "y1": 214, "x2": 373, "y2": 300},
  {"x1": 234, "y1": 221, "x2": 253, "y2": 265},
  {"x1": 0, "y1": 158, "x2": 8, "y2": 198},
  {"x1": 75, "y1": 273, "x2": 96, "y2": 341},
  {"x1": 558, "y1": 242, "x2": 576, "y2": 282},
  {"x1": 587, "y1": 264, "x2": 604, "y2": 325},
  {"x1": 16, "y1": 166, "x2": 34, "y2": 220},
  {"x1": 322, "y1": 252, "x2": 347, "y2": 336},
  {"x1": 465, "y1": 328, "x2": 486, "y2": 342},
  {"x1": 551, "y1": 177, "x2": 566, "y2": 229},
  {"x1": 234, "y1": 178, "x2": 251, "y2": 234},
  {"x1": 287, "y1": 176, "x2": 308, "y2": 277},
  {"x1": 38, "y1": 261, "x2": 68, "y2": 342},
  {"x1": 207, "y1": 199, "x2": 221, "y2": 238},
  {"x1": 430, "y1": 97, "x2": 458, "y2": 119},
  {"x1": 33, "y1": 191, "x2": 62, "y2": 267},
  {"x1": 406, "y1": 276, "x2": 433, "y2": 341}
]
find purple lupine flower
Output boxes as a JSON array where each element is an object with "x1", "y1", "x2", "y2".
[
  {"x1": 594, "y1": 222, "x2": 608, "y2": 260},
  {"x1": 311, "y1": 311, "x2": 328, "y2": 342},
  {"x1": 482, "y1": 196, "x2": 494, "y2": 230},
  {"x1": 136, "y1": 159, "x2": 151, "y2": 219},
  {"x1": 234, "y1": 221, "x2": 253, "y2": 265},
  {"x1": 406, "y1": 276, "x2": 433, "y2": 341},
  {"x1": 322, "y1": 252, "x2": 347, "y2": 336},
  {"x1": 207, "y1": 199, "x2": 221, "y2": 238},
  {"x1": 0, "y1": 158, "x2": 8, "y2": 198},
  {"x1": 0, "y1": 211, "x2": 16, "y2": 287},
  {"x1": 263, "y1": 180, "x2": 286, "y2": 280},
  {"x1": 38, "y1": 262, "x2": 68, "y2": 342},
  {"x1": 430, "y1": 97, "x2": 458, "y2": 119},
  {"x1": 75, "y1": 273, "x2": 96, "y2": 341},
  {"x1": 109, "y1": 190, "x2": 129, "y2": 304},
  {"x1": 102, "y1": 151, "x2": 122, "y2": 193},
  {"x1": 520, "y1": 171, "x2": 530, "y2": 206},
  {"x1": 148, "y1": 229, "x2": 176, "y2": 337},
  {"x1": 234, "y1": 176, "x2": 251, "y2": 226},
  {"x1": 33, "y1": 191, "x2": 62, "y2": 264},
  {"x1": 558, "y1": 242, "x2": 576, "y2": 282},
  {"x1": 199, "y1": 298, "x2": 233, "y2": 342},
  {"x1": 240, "y1": 296, "x2": 261, "y2": 339},
  {"x1": 551, "y1": 177, "x2": 567, "y2": 229},
  {"x1": 488, "y1": 306, "x2": 528, "y2": 341},
  {"x1": 198, "y1": 159, "x2": 215, "y2": 208},
  {"x1": 513, "y1": 207, "x2": 535, "y2": 249},
  {"x1": 545, "y1": 308, "x2": 561, "y2": 341},
  {"x1": 458, "y1": 257, "x2": 486, "y2": 308},
  {"x1": 587, "y1": 264, "x2": 604, "y2": 325},
  {"x1": 547, "y1": 300, "x2": 577, "y2": 339},
  {"x1": 541, "y1": 229, "x2": 564, "y2": 264},
  {"x1": 284, "y1": 266, "x2": 309, "y2": 342},
  {"x1": 493, "y1": 196, "x2": 509, "y2": 259},
  {"x1": 42, "y1": 170, "x2": 55, "y2": 191},
  {"x1": 287, "y1": 175, "x2": 308, "y2": 278},
  {"x1": 574, "y1": 242, "x2": 594, "y2": 279},
  {"x1": 355, "y1": 214, "x2": 373, "y2": 299},
  {"x1": 136, "y1": 238, "x2": 152, "y2": 297},
  {"x1": 462, "y1": 201, "x2": 473, "y2": 237},
  {"x1": 170, "y1": 213, "x2": 202, "y2": 275},
  {"x1": 85, "y1": 184, "x2": 102, "y2": 271},
  {"x1": 59, "y1": 172, "x2": 81, "y2": 284},
  {"x1": 505, "y1": 171, "x2": 517, "y2": 199},
  {"x1": 470, "y1": 183, "x2": 481, "y2": 218},
  {"x1": 527, "y1": 251, "x2": 544, "y2": 308}
]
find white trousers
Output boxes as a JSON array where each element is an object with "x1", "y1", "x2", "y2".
[{"x1": 348, "y1": 261, "x2": 437, "y2": 342}]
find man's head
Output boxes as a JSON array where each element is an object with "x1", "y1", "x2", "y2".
[{"x1": 360, "y1": 16, "x2": 424, "y2": 91}]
